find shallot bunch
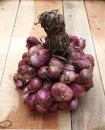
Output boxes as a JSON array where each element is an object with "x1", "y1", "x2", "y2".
[
  {"x1": 13, "y1": 34, "x2": 94, "y2": 113},
  {"x1": 13, "y1": 10, "x2": 94, "y2": 113}
]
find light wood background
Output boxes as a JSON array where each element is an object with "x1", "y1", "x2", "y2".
[{"x1": 0, "y1": 0, "x2": 105, "y2": 130}]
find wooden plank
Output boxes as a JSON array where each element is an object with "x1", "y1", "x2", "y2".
[
  {"x1": 85, "y1": 0, "x2": 105, "y2": 94},
  {"x1": 0, "y1": 0, "x2": 19, "y2": 82},
  {"x1": 63, "y1": 1, "x2": 105, "y2": 130},
  {"x1": 0, "y1": 0, "x2": 71, "y2": 129}
]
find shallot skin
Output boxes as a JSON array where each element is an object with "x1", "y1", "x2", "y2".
[
  {"x1": 26, "y1": 36, "x2": 41, "y2": 49},
  {"x1": 68, "y1": 98, "x2": 78, "y2": 110},
  {"x1": 28, "y1": 44, "x2": 44, "y2": 57},
  {"x1": 30, "y1": 49, "x2": 50, "y2": 68},
  {"x1": 60, "y1": 70, "x2": 76, "y2": 84},
  {"x1": 48, "y1": 57, "x2": 64, "y2": 79},
  {"x1": 28, "y1": 77, "x2": 43, "y2": 91},
  {"x1": 17, "y1": 65, "x2": 36, "y2": 83},
  {"x1": 78, "y1": 38, "x2": 86, "y2": 49},
  {"x1": 38, "y1": 66, "x2": 48, "y2": 79},
  {"x1": 23, "y1": 87, "x2": 29, "y2": 94},
  {"x1": 13, "y1": 74, "x2": 25, "y2": 89},
  {"x1": 58, "y1": 101, "x2": 68, "y2": 110},
  {"x1": 70, "y1": 83, "x2": 84, "y2": 97},
  {"x1": 76, "y1": 68, "x2": 93, "y2": 84},
  {"x1": 48, "y1": 102, "x2": 58, "y2": 112},
  {"x1": 22, "y1": 52, "x2": 30, "y2": 62},
  {"x1": 35, "y1": 88, "x2": 52, "y2": 107},
  {"x1": 51, "y1": 82, "x2": 73, "y2": 102},
  {"x1": 18, "y1": 60, "x2": 28, "y2": 68},
  {"x1": 23, "y1": 92, "x2": 36, "y2": 109}
]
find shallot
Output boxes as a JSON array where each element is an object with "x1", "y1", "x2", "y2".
[
  {"x1": 51, "y1": 82, "x2": 73, "y2": 101},
  {"x1": 28, "y1": 77, "x2": 43, "y2": 91},
  {"x1": 30, "y1": 49, "x2": 50, "y2": 68},
  {"x1": 26, "y1": 36, "x2": 41, "y2": 49}
]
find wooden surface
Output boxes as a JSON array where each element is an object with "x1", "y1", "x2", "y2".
[{"x1": 0, "y1": 0, "x2": 105, "y2": 130}]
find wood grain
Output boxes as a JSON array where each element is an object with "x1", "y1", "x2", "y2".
[
  {"x1": 0, "y1": 0, "x2": 19, "y2": 83},
  {"x1": 1, "y1": 0, "x2": 104, "y2": 129},
  {"x1": 0, "y1": 0, "x2": 71, "y2": 129},
  {"x1": 63, "y1": 0, "x2": 105, "y2": 130},
  {"x1": 85, "y1": 0, "x2": 105, "y2": 94}
]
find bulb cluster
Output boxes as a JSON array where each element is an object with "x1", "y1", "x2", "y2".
[{"x1": 13, "y1": 35, "x2": 94, "y2": 113}]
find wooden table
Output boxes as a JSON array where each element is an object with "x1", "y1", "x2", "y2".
[{"x1": 0, "y1": 0, "x2": 105, "y2": 130}]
